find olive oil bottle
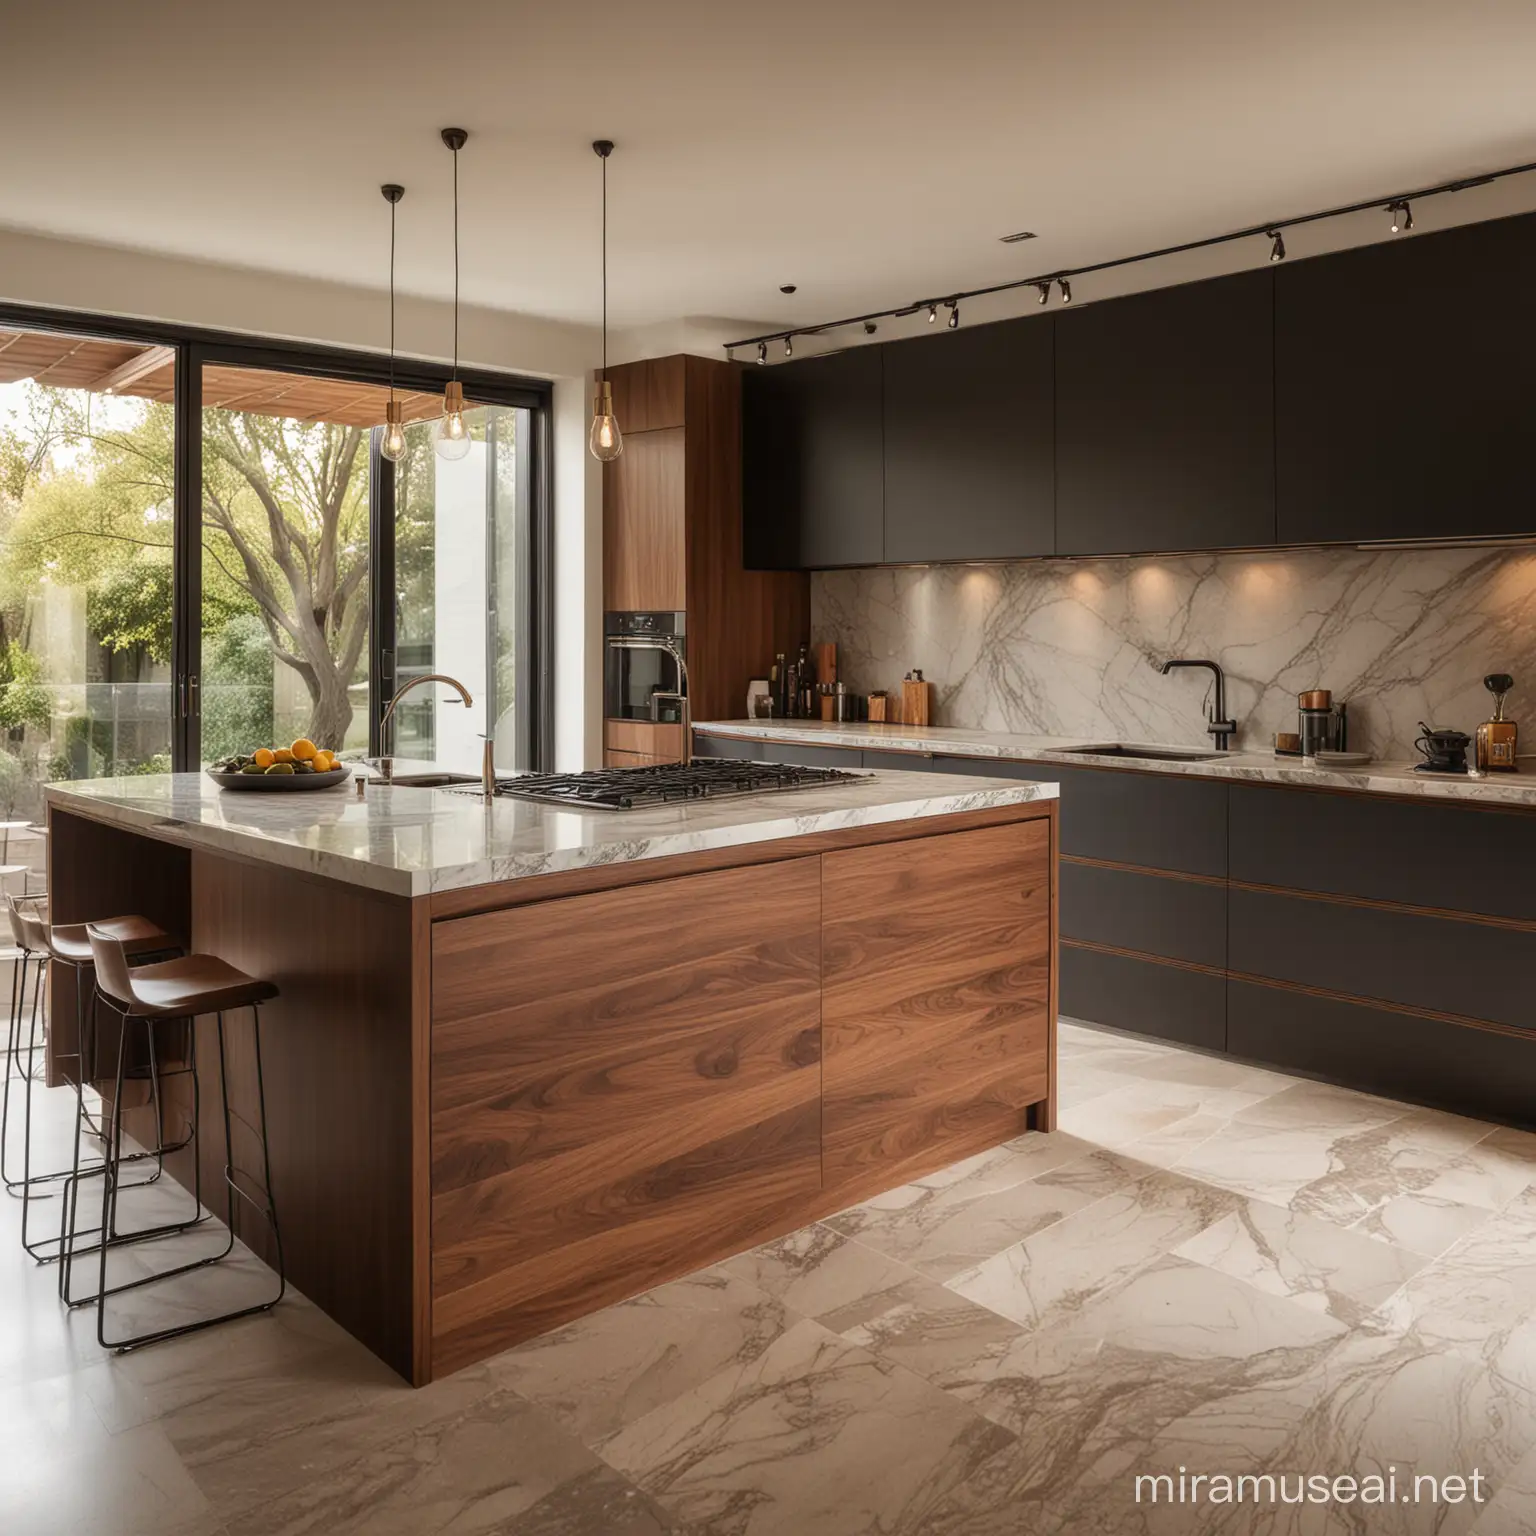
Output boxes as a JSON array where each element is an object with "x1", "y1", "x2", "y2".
[{"x1": 1476, "y1": 673, "x2": 1519, "y2": 772}]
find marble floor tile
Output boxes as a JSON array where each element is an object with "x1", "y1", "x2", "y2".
[
  {"x1": 1173, "y1": 1197, "x2": 1427, "y2": 1324},
  {"x1": 1058, "y1": 1078, "x2": 1273, "y2": 1149},
  {"x1": 489, "y1": 1266, "x2": 794, "y2": 1448},
  {"x1": 503, "y1": 1465, "x2": 679, "y2": 1536},
  {"x1": 947, "y1": 1169, "x2": 1241, "y2": 1332},
  {"x1": 1119, "y1": 1111, "x2": 1231, "y2": 1171},
  {"x1": 825, "y1": 1147, "x2": 1145, "y2": 1281},
  {"x1": 600, "y1": 1316, "x2": 1014, "y2": 1536},
  {"x1": 1233, "y1": 1079, "x2": 1418, "y2": 1133},
  {"x1": 1352, "y1": 1190, "x2": 1494, "y2": 1258},
  {"x1": 914, "y1": 1257, "x2": 1347, "y2": 1532},
  {"x1": 1470, "y1": 1437, "x2": 1536, "y2": 1535},
  {"x1": 718, "y1": 1222, "x2": 925, "y2": 1320},
  {"x1": 4, "y1": 1419, "x2": 216, "y2": 1536},
  {"x1": 219, "y1": 1385, "x2": 605, "y2": 1536}
]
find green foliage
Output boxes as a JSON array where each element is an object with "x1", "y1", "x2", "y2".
[
  {"x1": 85, "y1": 554, "x2": 174, "y2": 663},
  {"x1": 201, "y1": 613, "x2": 275, "y2": 763},
  {"x1": 0, "y1": 643, "x2": 52, "y2": 733}
]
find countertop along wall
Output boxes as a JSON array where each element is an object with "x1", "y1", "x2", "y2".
[{"x1": 812, "y1": 545, "x2": 1536, "y2": 760}]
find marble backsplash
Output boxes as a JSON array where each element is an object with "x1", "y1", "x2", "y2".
[{"x1": 810, "y1": 547, "x2": 1536, "y2": 760}]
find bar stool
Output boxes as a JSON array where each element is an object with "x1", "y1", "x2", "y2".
[
  {"x1": 77, "y1": 925, "x2": 285, "y2": 1351},
  {"x1": 0, "y1": 895, "x2": 181, "y2": 1265}
]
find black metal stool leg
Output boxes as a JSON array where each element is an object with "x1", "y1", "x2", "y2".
[{"x1": 96, "y1": 1006, "x2": 284, "y2": 1353}]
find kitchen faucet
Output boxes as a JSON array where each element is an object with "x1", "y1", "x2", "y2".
[
  {"x1": 608, "y1": 636, "x2": 692, "y2": 765},
  {"x1": 377, "y1": 673, "x2": 494, "y2": 793},
  {"x1": 1158, "y1": 658, "x2": 1237, "y2": 750}
]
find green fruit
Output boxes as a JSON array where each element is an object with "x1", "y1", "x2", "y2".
[
  {"x1": 293, "y1": 762, "x2": 315, "y2": 774},
  {"x1": 265, "y1": 762, "x2": 295, "y2": 775},
  {"x1": 241, "y1": 764, "x2": 265, "y2": 776}
]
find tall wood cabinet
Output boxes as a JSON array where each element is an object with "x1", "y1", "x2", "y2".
[{"x1": 602, "y1": 355, "x2": 809, "y2": 765}]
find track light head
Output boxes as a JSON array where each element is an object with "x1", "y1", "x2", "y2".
[
  {"x1": 1058, "y1": 277, "x2": 1073, "y2": 304},
  {"x1": 1036, "y1": 281, "x2": 1051, "y2": 306},
  {"x1": 784, "y1": 336, "x2": 793, "y2": 358},
  {"x1": 756, "y1": 341, "x2": 767, "y2": 365},
  {"x1": 1388, "y1": 200, "x2": 1414, "y2": 234},
  {"x1": 947, "y1": 301, "x2": 959, "y2": 329},
  {"x1": 864, "y1": 321, "x2": 878, "y2": 335},
  {"x1": 926, "y1": 304, "x2": 938, "y2": 324},
  {"x1": 1268, "y1": 229, "x2": 1286, "y2": 263}
]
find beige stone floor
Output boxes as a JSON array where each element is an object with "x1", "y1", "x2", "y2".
[{"x1": 6, "y1": 1021, "x2": 1536, "y2": 1535}]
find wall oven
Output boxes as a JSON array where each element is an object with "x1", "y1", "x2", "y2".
[{"x1": 604, "y1": 612, "x2": 687, "y2": 722}]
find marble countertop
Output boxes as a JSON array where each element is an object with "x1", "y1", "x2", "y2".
[
  {"x1": 696, "y1": 719, "x2": 1536, "y2": 808},
  {"x1": 44, "y1": 764, "x2": 1058, "y2": 898}
]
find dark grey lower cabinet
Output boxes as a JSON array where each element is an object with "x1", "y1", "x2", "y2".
[
  {"x1": 692, "y1": 734, "x2": 761, "y2": 761},
  {"x1": 1062, "y1": 947, "x2": 1226, "y2": 1052},
  {"x1": 1228, "y1": 981, "x2": 1536, "y2": 1128},
  {"x1": 1061, "y1": 862, "x2": 1225, "y2": 969}
]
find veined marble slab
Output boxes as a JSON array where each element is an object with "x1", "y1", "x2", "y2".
[
  {"x1": 43, "y1": 766, "x2": 1057, "y2": 898},
  {"x1": 697, "y1": 718, "x2": 1536, "y2": 808}
]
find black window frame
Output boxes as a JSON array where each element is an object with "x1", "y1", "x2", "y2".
[{"x1": 0, "y1": 300, "x2": 555, "y2": 773}]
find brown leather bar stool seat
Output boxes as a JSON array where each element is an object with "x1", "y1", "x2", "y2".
[
  {"x1": 2, "y1": 895, "x2": 181, "y2": 1268},
  {"x1": 76, "y1": 925, "x2": 285, "y2": 1352},
  {"x1": 46, "y1": 916, "x2": 172, "y2": 966}
]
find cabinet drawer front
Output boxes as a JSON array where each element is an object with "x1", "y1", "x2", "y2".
[
  {"x1": 862, "y1": 748, "x2": 936, "y2": 770},
  {"x1": 1229, "y1": 886, "x2": 1536, "y2": 1031},
  {"x1": 821, "y1": 818, "x2": 1051, "y2": 1201},
  {"x1": 1228, "y1": 980, "x2": 1536, "y2": 1128},
  {"x1": 429, "y1": 859, "x2": 823, "y2": 1362},
  {"x1": 1061, "y1": 945, "x2": 1225, "y2": 1051},
  {"x1": 1062, "y1": 861, "x2": 1226, "y2": 969},
  {"x1": 1231, "y1": 783, "x2": 1536, "y2": 922},
  {"x1": 939, "y1": 758, "x2": 1225, "y2": 874},
  {"x1": 757, "y1": 741, "x2": 864, "y2": 769},
  {"x1": 691, "y1": 734, "x2": 762, "y2": 761}
]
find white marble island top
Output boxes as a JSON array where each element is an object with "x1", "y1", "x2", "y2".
[
  {"x1": 696, "y1": 719, "x2": 1536, "y2": 808},
  {"x1": 44, "y1": 766, "x2": 1058, "y2": 898}
]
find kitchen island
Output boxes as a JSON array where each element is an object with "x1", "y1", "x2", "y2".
[{"x1": 45, "y1": 766, "x2": 1058, "y2": 1384}]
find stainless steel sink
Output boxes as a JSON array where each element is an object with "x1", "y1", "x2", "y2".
[
  {"x1": 369, "y1": 771, "x2": 482, "y2": 787},
  {"x1": 1057, "y1": 743, "x2": 1228, "y2": 763}
]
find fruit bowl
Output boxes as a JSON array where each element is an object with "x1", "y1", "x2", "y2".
[{"x1": 207, "y1": 766, "x2": 351, "y2": 792}]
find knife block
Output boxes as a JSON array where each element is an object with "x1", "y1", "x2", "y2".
[{"x1": 901, "y1": 679, "x2": 933, "y2": 727}]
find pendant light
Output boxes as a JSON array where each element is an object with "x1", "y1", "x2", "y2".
[
  {"x1": 379, "y1": 183, "x2": 408, "y2": 463},
  {"x1": 434, "y1": 127, "x2": 472, "y2": 462},
  {"x1": 589, "y1": 139, "x2": 623, "y2": 462}
]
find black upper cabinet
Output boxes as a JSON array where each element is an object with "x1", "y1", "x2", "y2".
[
  {"x1": 1275, "y1": 212, "x2": 1536, "y2": 545},
  {"x1": 741, "y1": 347, "x2": 883, "y2": 568},
  {"x1": 1055, "y1": 268, "x2": 1276, "y2": 556},
  {"x1": 883, "y1": 317, "x2": 1055, "y2": 561}
]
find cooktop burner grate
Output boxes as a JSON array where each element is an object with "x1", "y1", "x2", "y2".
[{"x1": 493, "y1": 757, "x2": 869, "y2": 810}]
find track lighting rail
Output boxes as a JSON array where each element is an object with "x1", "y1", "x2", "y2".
[{"x1": 724, "y1": 156, "x2": 1536, "y2": 354}]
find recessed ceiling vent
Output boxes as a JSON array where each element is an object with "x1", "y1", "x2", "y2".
[{"x1": 999, "y1": 230, "x2": 1038, "y2": 244}]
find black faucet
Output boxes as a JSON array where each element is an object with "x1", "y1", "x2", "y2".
[{"x1": 1159, "y1": 658, "x2": 1237, "y2": 750}]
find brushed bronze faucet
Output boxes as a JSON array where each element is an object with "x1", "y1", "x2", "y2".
[{"x1": 376, "y1": 674, "x2": 474, "y2": 781}]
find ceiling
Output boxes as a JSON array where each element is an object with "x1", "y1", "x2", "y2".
[{"x1": 3, "y1": 0, "x2": 1536, "y2": 336}]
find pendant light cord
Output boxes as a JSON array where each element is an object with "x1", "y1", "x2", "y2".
[
  {"x1": 452, "y1": 144, "x2": 460, "y2": 381},
  {"x1": 389, "y1": 198, "x2": 397, "y2": 404},
  {"x1": 601, "y1": 150, "x2": 608, "y2": 377}
]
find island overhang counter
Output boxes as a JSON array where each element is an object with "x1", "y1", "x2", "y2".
[{"x1": 45, "y1": 767, "x2": 1060, "y2": 1384}]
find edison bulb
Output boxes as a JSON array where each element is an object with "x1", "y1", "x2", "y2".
[
  {"x1": 588, "y1": 379, "x2": 624, "y2": 462},
  {"x1": 433, "y1": 380, "x2": 472, "y2": 462},
  {"x1": 589, "y1": 410, "x2": 623, "y2": 462},
  {"x1": 380, "y1": 404, "x2": 407, "y2": 463}
]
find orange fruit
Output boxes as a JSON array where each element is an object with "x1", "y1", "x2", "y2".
[
  {"x1": 313, "y1": 752, "x2": 332, "y2": 772},
  {"x1": 252, "y1": 747, "x2": 276, "y2": 769},
  {"x1": 273, "y1": 747, "x2": 296, "y2": 764},
  {"x1": 291, "y1": 738, "x2": 317, "y2": 762}
]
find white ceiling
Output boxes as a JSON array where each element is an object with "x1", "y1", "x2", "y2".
[{"x1": 4, "y1": 0, "x2": 1536, "y2": 337}]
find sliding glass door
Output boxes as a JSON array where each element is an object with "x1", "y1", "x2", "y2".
[
  {"x1": 0, "y1": 324, "x2": 177, "y2": 832},
  {"x1": 0, "y1": 307, "x2": 550, "y2": 782},
  {"x1": 389, "y1": 400, "x2": 533, "y2": 770}
]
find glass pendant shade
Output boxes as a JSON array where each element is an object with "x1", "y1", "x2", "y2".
[
  {"x1": 589, "y1": 379, "x2": 623, "y2": 462},
  {"x1": 434, "y1": 379, "x2": 472, "y2": 462},
  {"x1": 380, "y1": 399, "x2": 407, "y2": 463}
]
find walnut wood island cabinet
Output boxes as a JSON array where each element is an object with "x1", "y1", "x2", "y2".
[{"x1": 45, "y1": 768, "x2": 1058, "y2": 1384}]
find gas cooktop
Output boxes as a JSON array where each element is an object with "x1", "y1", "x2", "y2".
[{"x1": 493, "y1": 758, "x2": 869, "y2": 810}]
